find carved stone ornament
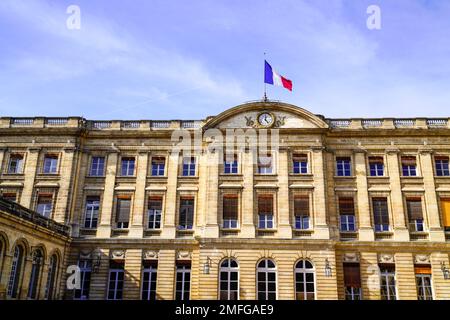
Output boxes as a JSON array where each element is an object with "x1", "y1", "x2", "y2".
[
  {"x1": 343, "y1": 252, "x2": 360, "y2": 263},
  {"x1": 414, "y1": 254, "x2": 430, "y2": 264},
  {"x1": 244, "y1": 113, "x2": 286, "y2": 129},
  {"x1": 378, "y1": 254, "x2": 395, "y2": 264},
  {"x1": 110, "y1": 250, "x2": 126, "y2": 260},
  {"x1": 176, "y1": 250, "x2": 192, "y2": 260},
  {"x1": 79, "y1": 250, "x2": 92, "y2": 260},
  {"x1": 143, "y1": 250, "x2": 159, "y2": 260}
]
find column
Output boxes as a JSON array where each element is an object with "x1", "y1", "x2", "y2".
[
  {"x1": 0, "y1": 148, "x2": 6, "y2": 174},
  {"x1": 430, "y1": 252, "x2": 450, "y2": 299},
  {"x1": 386, "y1": 149, "x2": 409, "y2": 241},
  {"x1": 395, "y1": 252, "x2": 417, "y2": 300},
  {"x1": 161, "y1": 151, "x2": 179, "y2": 238},
  {"x1": 0, "y1": 253, "x2": 12, "y2": 298},
  {"x1": 19, "y1": 256, "x2": 33, "y2": 299},
  {"x1": 96, "y1": 152, "x2": 118, "y2": 238},
  {"x1": 129, "y1": 152, "x2": 148, "y2": 238},
  {"x1": 20, "y1": 147, "x2": 40, "y2": 208},
  {"x1": 203, "y1": 151, "x2": 220, "y2": 238},
  {"x1": 311, "y1": 147, "x2": 330, "y2": 239},
  {"x1": 54, "y1": 147, "x2": 76, "y2": 223},
  {"x1": 419, "y1": 150, "x2": 446, "y2": 242},
  {"x1": 38, "y1": 262, "x2": 50, "y2": 300},
  {"x1": 354, "y1": 151, "x2": 375, "y2": 241},
  {"x1": 123, "y1": 249, "x2": 142, "y2": 299},
  {"x1": 155, "y1": 250, "x2": 176, "y2": 300},
  {"x1": 277, "y1": 148, "x2": 292, "y2": 238},
  {"x1": 70, "y1": 151, "x2": 89, "y2": 237},
  {"x1": 360, "y1": 252, "x2": 380, "y2": 300},
  {"x1": 241, "y1": 150, "x2": 255, "y2": 238}
]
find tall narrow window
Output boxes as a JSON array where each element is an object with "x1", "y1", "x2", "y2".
[
  {"x1": 43, "y1": 155, "x2": 58, "y2": 174},
  {"x1": 401, "y1": 156, "x2": 417, "y2": 177},
  {"x1": 415, "y1": 265, "x2": 433, "y2": 300},
  {"x1": 372, "y1": 198, "x2": 390, "y2": 232},
  {"x1": 295, "y1": 260, "x2": 315, "y2": 300},
  {"x1": 27, "y1": 250, "x2": 43, "y2": 299},
  {"x1": 406, "y1": 198, "x2": 424, "y2": 232},
  {"x1": 84, "y1": 196, "x2": 100, "y2": 229},
  {"x1": 7, "y1": 245, "x2": 24, "y2": 298},
  {"x1": 258, "y1": 195, "x2": 274, "y2": 229},
  {"x1": 151, "y1": 157, "x2": 166, "y2": 176},
  {"x1": 344, "y1": 263, "x2": 362, "y2": 300},
  {"x1": 107, "y1": 261, "x2": 124, "y2": 300},
  {"x1": 294, "y1": 196, "x2": 309, "y2": 230},
  {"x1": 175, "y1": 263, "x2": 191, "y2": 300},
  {"x1": 258, "y1": 154, "x2": 273, "y2": 174},
  {"x1": 292, "y1": 154, "x2": 308, "y2": 174},
  {"x1": 336, "y1": 157, "x2": 351, "y2": 176},
  {"x1": 116, "y1": 196, "x2": 131, "y2": 229},
  {"x1": 380, "y1": 265, "x2": 397, "y2": 300},
  {"x1": 141, "y1": 261, "x2": 157, "y2": 300},
  {"x1": 435, "y1": 156, "x2": 450, "y2": 177},
  {"x1": 441, "y1": 199, "x2": 450, "y2": 232},
  {"x1": 223, "y1": 195, "x2": 238, "y2": 229},
  {"x1": 90, "y1": 156, "x2": 105, "y2": 176},
  {"x1": 369, "y1": 156, "x2": 384, "y2": 177},
  {"x1": 36, "y1": 194, "x2": 53, "y2": 218},
  {"x1": 339, "y1": 198, "x2": 356, "y2": 232},
  {"x1": 74, "y1": 260, "x2": 91, "y2": 300},
  {"x1": 148, "y1": 197, "x2": 162, "y2": 229},
  {"x1": 8, "y1": 154, "x2": 24, "y2": 174},
  {"x1": 257, "y1": 259, "x2": 277, "y2": 300},
  {"x1": 44, "y1": 254, "x2": 58, "y2": 300},
  {"x1": 224, "y1": 154, "x2": 238, "y2": 174},
  {"x1": 182, "y1": 157, "x2": 196, "y2": 176},
  {"x1": 121, "y1": 157, "x2": 135, "y2": 176},
  {"x1": 179, "y1": 197, "x2": 194, "y2": 230},
  {"x1": 219, "y1": 258, "x2": 239, "y2": 300}
]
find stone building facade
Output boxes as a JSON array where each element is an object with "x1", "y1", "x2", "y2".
[{"x1": 0, "y1": 101, "x2": 449, "y2": 300}]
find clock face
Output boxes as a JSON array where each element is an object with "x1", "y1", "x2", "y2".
[{"x1": 258, "y1": 112, "x2": 274, "y2": 127}]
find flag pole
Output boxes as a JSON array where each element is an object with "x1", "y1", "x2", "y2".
[{"x1": 263, "y1": 52, "x2": 268, "y2": 102}]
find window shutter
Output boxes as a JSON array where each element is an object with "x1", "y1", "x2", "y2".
[
  {"x1": 373, "y1": 198, "x2": 389, "y2": 224},
  {"x1": 435, "y1": 156, "x2": 449, "y2": 161},
  {"x1": 414, "y1": 265, "x2": 431, "y2": 275},
  {"x1": 441, "y1": 199, "x2": 450, "y2": 227},
  {"x1": 258, "y1": 195, "x2": 273, "y2": 214},
  {"x1": 344, "y1": 263, "x2": 361, "y2": 288},
  {"x1": 406, "y1": 199, "x2": 423, "y2": 220},
  {"x1": 116, "y1": 198, "x2": 131, "y2": 223},
  {"x1": 339, "y1": 198, "x2": 355, "y2": 215},
  {"x1": 223, "y1": 196, "x2": 238, "y2": 219},
  {"x1": 369, "y1": 156, "x2": 384, "y2": 164},
  {"x1": 293, "y1": 154, "x2": 307, "y2": 162},
  {"x1": 402, "y1": 156, "x2": 416, "y2": 166},
  {"x1": 294, "y1": 197, "x2": 309, "y2": 216}
]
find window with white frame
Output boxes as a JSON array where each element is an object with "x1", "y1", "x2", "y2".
[
  {"x1": 344, "y1": 263, "x2": 362, "y2": 300},
  {"x1": 36, "y1": 194, "x2": 53, "y2": 218},
  {"x1": 380, "y1": 265, "x2": 397, "y2": 300},
  {"x1": 415, "y1": 265, "x2": 433, "y2": 300},
  {"x1": 401, "y1": 156, "x2": 417, "y2": 177},
  {"x1": 222, "y1": 195, "x2": 238, "y2": 229},
  {"x1": 84, "y1": 196, "x2": 100, "y2": 229},
  {"x1": 372, "y1": 198, "x2": 390, "y2": 232},
  {"x1": 147, "y1": 197, "x2": 162, "y2": 229},
  {"x1": 219, "y1": 258, "x2": 239, "y2": 300},
  {"x1": 7, "y1": 245, "x2": 24, "y2": 298},
  {"x1": 43, "y1": 155, "x2": 58, "y2": 174},
  {"x1": 336, "y1": 157, "x2": 351, "y2": 176},
  {"x1": 115, "y1": 196, "x2": 131, "y2": 229},
  {"x1": 258, "y1": 195, "x2": 274, "y2": 229},
  {"x1": 8, "y1": 154, "x2": 24, "y2": 174},
  {"x1": 369, "y1": 156, "x2": 384, "y2": 177},
  {"x1": 151, "y1": 157, "x2": 166, "y2": 176},
  {"x1": 257, "y1": 259, "x2": 277, "y2": 300},
  {"x1": 258, "y1": 154, "x2": 273, "y2": 174},
  {"x1": 295, "y1": 260, "x2": 315, "y2": 300},
  {"x1": 74, "y1": 259, "x2": 92, "y2": 300},
  {"x1": 175, "y1": 264, "x2": 191, "y2": 300},
  {"x1": 121, "y1": 157, "x2": 135, "y2": 176},
  {"x1": 182, "y1": 157, "x2": 196, "y2": 176},
  {"x1": 339, "y1": 198, "x2": 356, "y2": 232},
  {"x1": 435, "y1": 156, "x2": 450, "y2": 176},
  {"x1": 107, "y1": 261, "x2": 124, "y2": 300},
  {"x1": 141, "y1": 261, "x2": 157, "y2": 300},
  {"x1": 293, "y1": 196, "x2": 309, "y2": 230},
  {"x1": 224, "y1": 154, "x2": 238, "y2": 174},
  {"x1": 90, "y1": 156, "x2": 105, "y2": 176},
  {"x1": 292, "y1": 154, "x2": 308, "y2": 174},
  {"x1": 406, "y1": 198, "x2": 424, "y2": 232},
  {"x1": 178, "y1": 197, "x2": 194, "y2": 230}
]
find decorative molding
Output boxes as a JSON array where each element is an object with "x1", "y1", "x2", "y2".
[
  {"x1": 110, "y1": 250, "x2": 126, "y2": 260},
  {"x1": 143, "y1": 250, "x2": 159, "y2": 260},
  {"x1": 79, "y1": 250, "x2": 93, "y2": 260},
  {"x1": 176, "y1": 250, "x2": 192, "y2": 260},
  {"x1": 415, "y1": 254, "x2": 431, "y2": 264},
  {"x1": 343, "y1": 252, "x2": 360, "y2": 263},
  {"x1": 378, "y1": 253, "x2": 395, "y2": 264}
]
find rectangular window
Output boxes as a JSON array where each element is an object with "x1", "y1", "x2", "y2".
[
  {"x1": 339, "y1": 198, "x2": 356, "y2": 232},
  {"x1": 107, "y1": 261, "x2": 124, "y2": 300},
  {"x1": 2, "y1": 193, "x2": 17, "y2": 202},
  {"x1": 258, "y1": 154, "x2": 273, "y2": 174},
  {"x1": 224, "y1": 154, "x2": 238, "y2": 174},
  {"x1": 175, "y1": 264, "x2": 191, "y2": 300},
  {"x1": 258, "y1": 195, "x2": 274, "y2": 229},
  {"x1": 292, "y1": 154, "x2": 308, "y2": 174},
  {"x1": 401, "y1": 156, "x2": 417, "y2": 177},
  {"x1": 8, "y1": 154, "x2": 24, "y2": 174},
  {"x1": 406, "y1": 198, "x2": 424, "y2": 232},
  {"x1": 344, "y1": 263, "x2": 362, "y2": 300},
  {"x1": 179, "y1": 197, "x2": 194, "y2": 230},
  {"x1": 121, "y1": 157, "x2": 135, "y2": 176},
  {"x1": 151, "y1": 157, "x2": 165, "y2": 176},
  {"x1": 441, "y1": 199, "x2": 450, "y2": 232},
  {"x1": 336, "y1": 157, "x2": 351, "y2": 176},
  {"x1": 372, "y1": 198, "x2": 390, "y2": 232},
  {"x1": 435, "y1": 156, "x2": 450, "y2": 177},
  {"x1": 380, "y1": 265, "x2": 396, "y2": 300},
  {"x1": 90, "y1": 157, "x2": 105, "y2": 176},
  {"x1": 182, "y1": 157, "x2": 196, "y2": 176},
  {"x1": 147, "y1": 197, "x2": 162, "y2": 229},
  {"x1": 415, "y1": 266, "x2": 433, "y2": 300},
  {"x1": 223, "y1": 195, "x2": 238, "y2": 229},
  {"x1": 43, "y1": 155, "x2": 58, "y2": 174},
  {"x1": 293, "y1": 196, "x2": 309, "y2": 230},
  {"x1": 74, "y1": 260, "x2": 92, "y2": 300},
  {"x1": 36, "y1": 195, "x2": 53, "y2": 218},
  {"x1": 84, "y1": 196, "x2": 100, "y2": 229},
  {"x1": 369, "y1": 156, "x2": 384, "y2": 177},
  {"x1": 115, "y1": 197, "x2": 131, "y2": 229},
  {"x1": 141, "y1": 261, "x2": 157, "y2": 300}
]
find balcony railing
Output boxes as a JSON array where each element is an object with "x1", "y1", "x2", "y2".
[
  {"x1": 362, "y1": 119, "x2": 383, "y2": 128},
  {"x1": 329, "y1": 120, "x2": 351, "y2": 128},
  {"x1": 151, "y1": 121, "x2": 170, "y2": 128},
  {"x1": 121, "y1": 121, "x2": 140, "y2": 129},
  {"x1": 0, "y1": 196, "x2": 70, "y2": 237},
  {"x1": 45, "y1": 118, "x2": 68, "y2": 126},
  {"x1": 11, "y1": 118, "x2": 34, "y2": 126},
  {"x1": 427, "y1": 119, "x2": 448, "y2": 128},
  {"x1": 394, "y1": 119, "x2": 415, "y2": 127}
]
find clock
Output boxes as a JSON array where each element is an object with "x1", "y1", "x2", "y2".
[{"x1": 257, "y1": 112, "x2": 275, "y2": 127}]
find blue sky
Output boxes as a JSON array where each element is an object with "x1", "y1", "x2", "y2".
[{"x1": 0, "y1": 0, "x2": 449, "y2": 119}]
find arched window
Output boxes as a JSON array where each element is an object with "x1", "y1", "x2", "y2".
[
  {"x1": 219, "y1": 258, "x2": 239, "y2": 300},
  {"x1": 295, "y1": 260, "x2": 315, "y2": 300},
  {"x1": 7, "y1": 245, "x2": 24, "y2": 298},
  {"x1": 257, "y1": 259, "x2": 277, "y2": 300},
  {"x1": 45, "y1": 254, "x2": 58, "y2": 300},
  {"x1": 28, "y1": 249, "x2": 44, "y2": 299}
]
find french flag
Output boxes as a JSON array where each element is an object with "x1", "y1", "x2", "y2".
[{"x1": 264, "y1": 60, "x2": 293, "y2": 91}]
